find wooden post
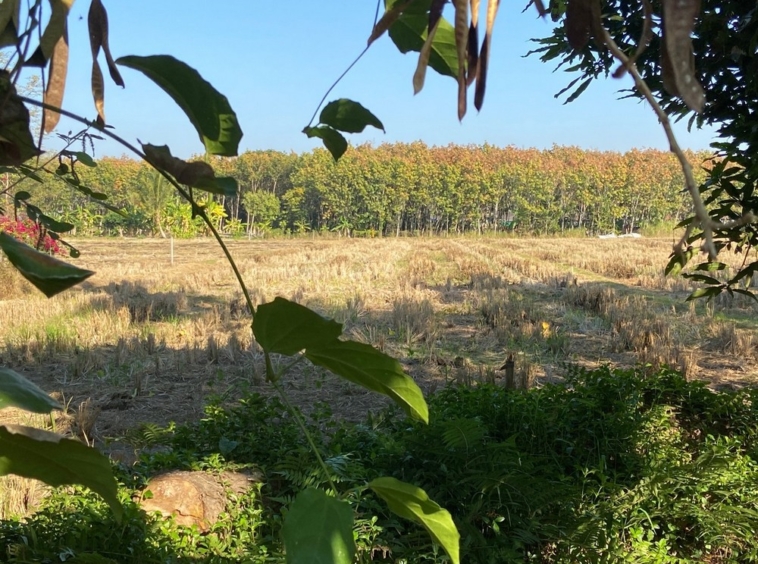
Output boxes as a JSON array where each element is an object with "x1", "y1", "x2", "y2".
[{"x1": 502, "y1": 354, "x2": 515, "y2": 389}]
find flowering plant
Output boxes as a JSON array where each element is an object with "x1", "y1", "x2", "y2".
[{"x1": 0, "y1": 216, "x2": 63, "y2": 255}]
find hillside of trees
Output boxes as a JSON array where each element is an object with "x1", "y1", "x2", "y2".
[{"x1": 10, "y1": 143, "x2": 711, "y2": 238}]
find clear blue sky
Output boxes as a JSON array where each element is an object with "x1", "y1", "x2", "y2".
[{"x1": 46, "y1": 1, "x2": 717, "y2": 159}]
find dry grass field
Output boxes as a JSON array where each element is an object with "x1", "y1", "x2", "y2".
[{"x1": 1, "y1": 235, "x2": 757, "y2": 515}]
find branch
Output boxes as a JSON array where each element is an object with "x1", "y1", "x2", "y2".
[{"x1": 599, "y1": 27, "x2": 756, "y2": 261}]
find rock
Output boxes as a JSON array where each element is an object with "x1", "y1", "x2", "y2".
[{"x1": 137, "y1": 470, "x2": 260, "y2": 531}]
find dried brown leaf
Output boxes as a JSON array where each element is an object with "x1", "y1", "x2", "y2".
[
  {"x1": 662, "y1": 0, "x2": 704, "y2": 112},
  {"x1": 91, "y1": 59, "x2": 105, "y2": 123},
  {"x1": 413, "y1": 20, "x2": 440, "y2": 94},
  {"x1": 428, "y1": 0, "x2": 446, "y2": 33},
  {"x1": 43, "y1": 22, "x2": 68, "y2": 133},
  {"x1": 88, "y1": 0, "x2": 123, "y2": 86},
  {"x1": 143, "y1": 144, "x2": 215, "y2": 187},
  {"x1": 368, "y1": 0, "x2": 414, "y2": 46},
  {"x1": 474, "y1": 0, "x2": 500, "y2": 111},
  {"x1": 466, "y1": 0, "x2": 480, "y2": 86},
  {"x1": 39, "y1": 0, "x2": 73, "y2": 61},
  {"x1": 454, "y1": 0, "x2": 469, "y2": 120}
]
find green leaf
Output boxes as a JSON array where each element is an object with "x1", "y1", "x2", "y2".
[
  {"x1": 303, "y1": 125, "x2": 347, "y2": 161},
  {"x1": 193, "y1": 176, "x2": 238, "y2": 198},
  {"x1": 305, "y1": 340, "x2": 428, "y2": 422},
  {"x1": 254, "y1": 297, "x2": 343, "y2": 355},
  {"x1": 686, "y1": 287, "x2": 722, "y2": 301},
  {"x1": 14, "y1": 190, "x2": 30, "y2": 202},
  {"x1": 282, "y1": 488, "x2": 355, "y2": 564},
  {"x1": 694, "y1": 261, "x2": 727, "y2": 272},
  {"x1": 0, "y1": 233, "x2": 94, "y2": 298},
  {"x1": 141, "y1": 144, "x2": 237, "y2": 196},
  {"x1": 74, "y1": 152, "x2": 96, "y2": 167},
  {"x1": 319, "y1": 99, "x2": 384, "y2": 134},
  {"x1": 303, "y1": 126, "x2": 348, "y2": 162},
  {"x1": 0, "y1": 368, "x2": 60, "y2": 413},
  {"x1": 387, "y1": 9, "x2": 458, "y2": 78},
  {"x1": 0, "y1": 424, "x2": 122, "y2": 520},
  {"x1": 369, "y1": 477, "x2": 459, "y2": 564},
  {"x1": 116, "y1": 55, "x2": 243, "y2": 156},
  {"x1": 665, "y1": 247, "x2": 695, "y2": 276},
  {"x1": 683, "y1": 273, "x2": 721, "y2": 285},
  {"x1": 0, "y1": 0, "x2": 20, "y2": 49}
]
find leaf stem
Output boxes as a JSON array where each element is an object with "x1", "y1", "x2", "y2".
[
  {"x1": 305, "y1": 0, "x2": 382, "y2": 128},
  {"x1": 270, "y1": 378, "x2": 340, "y2": 495}
]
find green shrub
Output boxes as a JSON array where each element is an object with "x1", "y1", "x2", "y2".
[{"x1": 4, "y1": 366, "x2": 758, "y2": 563}]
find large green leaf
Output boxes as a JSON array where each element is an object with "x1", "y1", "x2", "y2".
[
  {"x1": 306, "y1": 340, "x2": 428, "y2": 422},
  {"x1": 369, "y1": 477, "x2": 459, "y2": 564},
  {"x1": 0, "y1": 368, "x2": 60, "y2": 413},
  {"x1": 0, "y1": 233, "x2": 94, "y2": 298},
  {"x1": 319, "y1": 99, "x2": 384, "y2": 134},
  {"x1": 282, "y1": 488, "x2": 355, "y2": 564},
  {"x1": 116, "y1": 55, "x2": 243, "y2": 156},
  {"x1": 303, "y1": 125, "x2": 348, "y2": 162},
  {"x1": 0, "y1": 424, "x2": 122, "y2": 520},
  {"x1": 253, "y1": 297, "x2": 343, "y2": 355},
  {"x1": 387, "y1": 9, "x2": 458, "y2": 78}
]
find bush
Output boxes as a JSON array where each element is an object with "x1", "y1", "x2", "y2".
[
  {"x1": 3, "y1": 367, "x2": 758, "y2": 563},
  {"x1": 0, "y1": 216, "x2": 62, "y2": 255}
]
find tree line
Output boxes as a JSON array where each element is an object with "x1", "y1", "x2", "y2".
[{"x1": 7, "y1": 143, "x2": 711, "y2": 238}]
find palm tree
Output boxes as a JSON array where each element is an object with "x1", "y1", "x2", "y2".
[{"x1": 133, "y1": 169, "x2": 174, "y2": 238}]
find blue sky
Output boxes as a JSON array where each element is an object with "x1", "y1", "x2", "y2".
[{"x1": 45, "y1": 1, "x2": 717, "y2": 159}]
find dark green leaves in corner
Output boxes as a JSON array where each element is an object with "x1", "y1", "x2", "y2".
[
  {"x1": 252, "y1": 297, "x2": 427, "y2": 423},
  {"x1": 303, "y1": 99, "x2": 384, "y2": 161},
  {"x1": 0, "y1": 233, "x2": 94, "y2": 297},
  {"x1": 0, "y1": 424, "x2": 123, "y2": 521},
  {"x1": 116, "y1": 55, "x2": 243, "y2": 156}
]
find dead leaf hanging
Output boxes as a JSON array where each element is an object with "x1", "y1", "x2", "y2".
[
  {"x1": 474, "y1": 0, "x2": 500, "y2": 111},
  {"x1": 413, "y1": 19, "x2": 441, "y2": 94},
  {"x1": 88, "y1": 0, "x2": 124, "y2": 125},
  {"x1": 0, "y1": 72, "x2": 42, "y2": 165},
  {"x1": 454, "y1": 0, "x2": 469, "y2": 120},
  {"x1": 368, "y1": 0, "x2": 414, "y2": 46},
  {"x1": 43, "y1": 22, "x2": 69, "y2": 133},
  {"x1": 661, "y1": 0, "x2": 704, "y2": 112},
  {"x1": 466, "y1": 0, "x2": 480, "y2": 86}
]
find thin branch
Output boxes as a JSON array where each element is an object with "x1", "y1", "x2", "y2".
[
  {"x1": 598, "y1": 27, "x2": 756, "y2": 261},
  {"x1": 18, "y1": 95, "x2": 259, "y2": 319}
]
